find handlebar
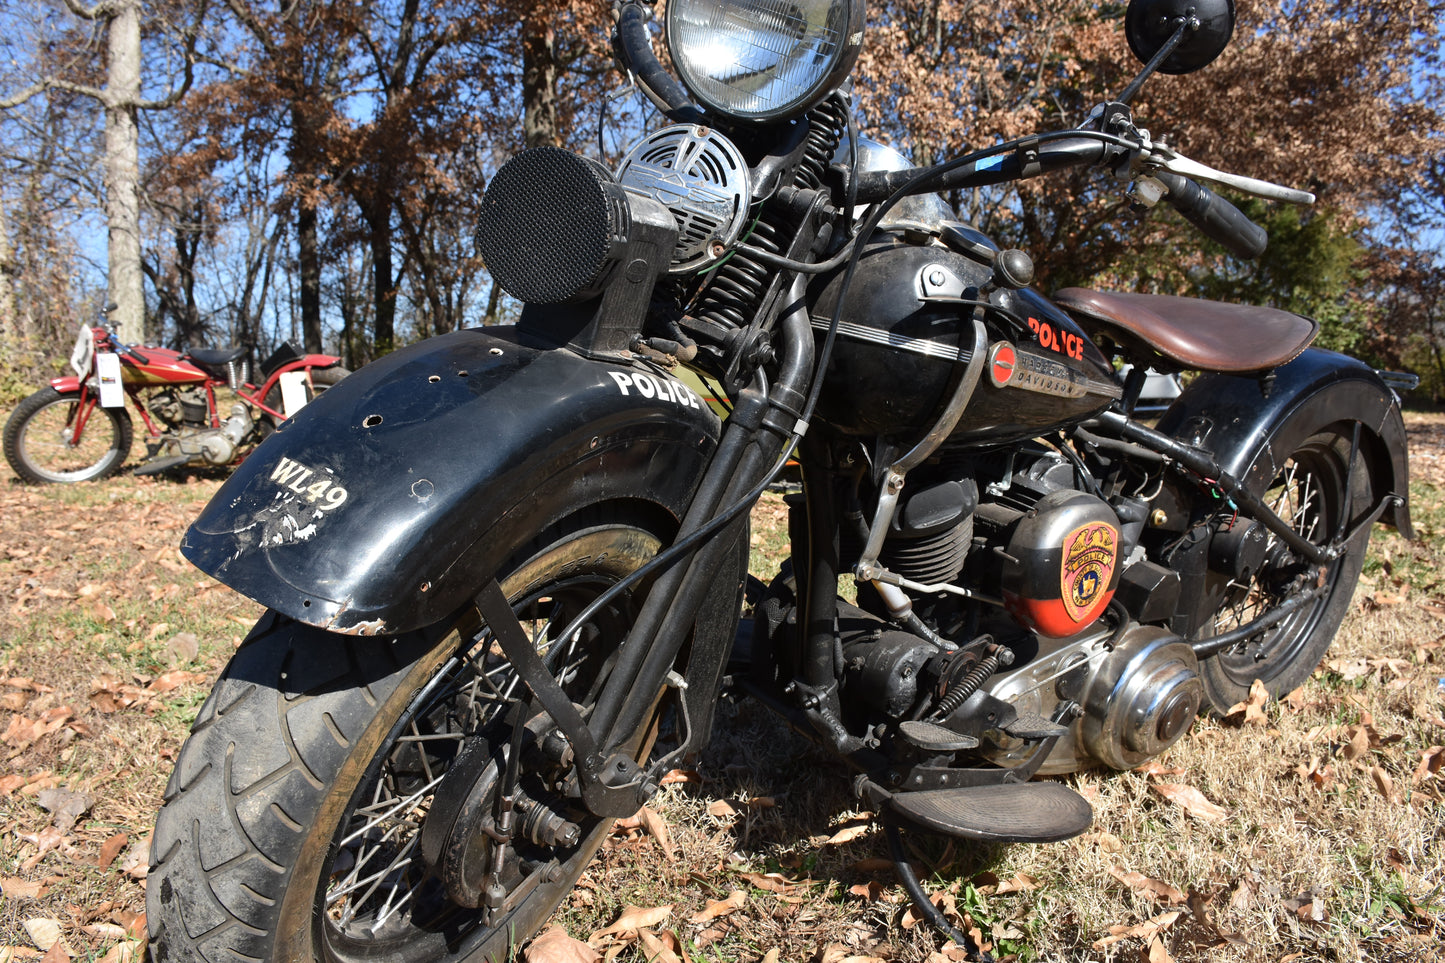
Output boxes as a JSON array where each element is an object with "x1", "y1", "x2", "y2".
[
  {"x1": 1153, "y1": 172, "x2": 1267, "y2": 259},
  {"x1": 851, "y1": 135, "x2": 1113, "y2": 204}
]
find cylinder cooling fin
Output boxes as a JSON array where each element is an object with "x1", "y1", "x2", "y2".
[{"x1": 616, "y1": 125, "x2": 752, "y2": 272}]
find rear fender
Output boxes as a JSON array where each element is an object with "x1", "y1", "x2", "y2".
[
  {"x1": 182, "y1": 326, "x2": 722, "y2": 634},
  {"x1": 1156, "y1": 347, "x2": 1413, "y2": 537}
]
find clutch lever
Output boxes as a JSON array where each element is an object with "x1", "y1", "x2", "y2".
[{"x1": 1146, "y1": 145, "x2": 1316, "y2": 205}]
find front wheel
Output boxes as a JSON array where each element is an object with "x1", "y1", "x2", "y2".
[
  {"x1": 1196, "y1": 425, "x2": 1372, "y2": 710},
  {"x1": 148, "y1": 517, "x2": 668, "y2": 962},
  {"x1": 3, "y1": 387, "x2": 133, "y2": 483}
]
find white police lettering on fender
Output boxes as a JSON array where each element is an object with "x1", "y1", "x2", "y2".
[{"x1": 607, "y1": 371, "x2": 700, "y2": 409}]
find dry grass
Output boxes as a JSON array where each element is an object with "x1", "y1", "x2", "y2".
[{"x1": 0, "y1": 416, "x2": 1442, "y2": 962}]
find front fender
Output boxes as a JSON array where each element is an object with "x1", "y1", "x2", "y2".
[
  {"x1": 1156, "y1": 347, "x2": 1413, "y2": 537},
  {"x1": 182, "y1": 326, "x2": 721, "y2": 633}
]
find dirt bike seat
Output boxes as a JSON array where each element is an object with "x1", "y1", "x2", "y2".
[
  {"x1": 1053, "y1": 288, "x2": 1319, "y2": 373},
  {"x1": 186, "y1": 346, "x2": 248, "y2": 366}
]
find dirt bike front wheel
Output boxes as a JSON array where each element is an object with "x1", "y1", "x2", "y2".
[
  {"x1": 148, "y1": 516, "x2": 668, "y2": 962},
  {"x1": 1196, "y1": 425, "x2": 1372, "y2": 710},
  {"x1": 3, "y1": 387, "x2": 134, "y2": 483}
]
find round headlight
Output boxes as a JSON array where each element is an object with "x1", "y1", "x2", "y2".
[{"x1": 667, "y1": 0, "x2": 864, "y2": 123}]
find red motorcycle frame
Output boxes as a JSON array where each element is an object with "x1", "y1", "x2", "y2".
[{"x1": 3, "y1": 322, "x2": 347, "y2": 484}]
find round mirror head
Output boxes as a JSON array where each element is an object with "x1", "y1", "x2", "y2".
[{"x1": 1125, "y1": 0, "x2": 1235, "y2": 74}]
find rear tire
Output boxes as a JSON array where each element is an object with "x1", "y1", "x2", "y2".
[
  {"x1": 1196, "y1": 425, "x2": 1371, "y2": 710},
  {"x1": 148, "y1": 517, "x2": 667, "y2": 962},
  {"x1": 3, "y1": 387, "x2": 133, "y2": 484},
  {"x1": 264, "y1": 365, "x2": 349, "y2": 426}
]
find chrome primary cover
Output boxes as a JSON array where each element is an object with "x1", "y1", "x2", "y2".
[{"x1": 616, "y1": 125, "x2": 752, "y2": 272}]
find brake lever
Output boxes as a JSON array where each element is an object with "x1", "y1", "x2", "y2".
[{"x1": 1145, "y1": 145, "x2": 1315, "y2": 205}]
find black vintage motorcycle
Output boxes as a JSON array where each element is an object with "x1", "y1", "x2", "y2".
[{"x1": 147, "y1": 0, "x2": 1414, "y2": 958}]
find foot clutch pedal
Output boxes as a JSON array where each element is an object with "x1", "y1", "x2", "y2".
[
  {"x1": 1000, "y1": 712, "x2": 1068, "y2": 740},
  {"x1": 886, "y1": 781, "x2": 1093, "y2": 843},
  {"x1": 898, "y1": 720, "x2": 979, "y2": 752}
]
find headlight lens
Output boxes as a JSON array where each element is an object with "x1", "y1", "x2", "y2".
[{"x1": 667, "y1": 0, "x2": 863, "y2": 123}]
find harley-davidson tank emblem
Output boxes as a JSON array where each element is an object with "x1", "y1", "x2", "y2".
[{"x1": 1061, "y1": 522, "x2": 1118, "y2": 622}]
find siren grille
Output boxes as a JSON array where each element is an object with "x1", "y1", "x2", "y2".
[
  {"x1": 616, "y1": 125, "x2": 751, "y2": 272},
  {"x1": 475, "y1": 147, "x2": 630, "y2": 304}
]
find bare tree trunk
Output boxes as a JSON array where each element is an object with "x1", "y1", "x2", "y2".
[
  {"x1": 103, "y1": 0, "x2": 145, "y2": 344},
  {"x1": 297, "y1": 201, "x2": 322, "y2": 352},
  {"x1": 521, "y1": 14, "x2": 559, "y2": 149},
  {"x1": 0, "y1": 189, "x2": 15, "y2": 337}
]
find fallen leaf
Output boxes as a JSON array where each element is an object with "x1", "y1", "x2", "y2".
[
  {"x1": 22, "y1": 920, "x2": 68, "y2": 955},
  {"x1": 146, "y1": 670, "x2": 207, "y2": 694},
  {"x1": 36, "y1": 788, "x2": 94, "y2": 834},
  {"x1": 1107, "y1": 866, "x2": 1185, "y2": 904},
  {"x1": 1096, "y1": 832, "x2": 1124, "y2": 854},
  {"x1": 689, "y1": 890, "x2": 745, "y2": 922},
  {"x1": 659, "y1": 770, "x2": 700, "y2": 785},
  {"x1": 1284, "y1": 891, "x2": 1328, "y2": 923},
  {"x1": 164, "y1": 632, "x2": 200, "y2": 665},
  {"x1": 635, "y1": 807, "x2": 675, "y2": 861},
  {"x1": 98, "y1": 834, "x2": 129, "y2": 871},
  {"x1": 824, "y1": 818, "x2": 872, "y2": 845},
  {"x1": 80, "y1": 924, "x2": 126, "y2": 941},
  {"x1": 96, "y1": 942, "x2": 138, "y2": 963},
  {"x1": 1, "y1": 878, "x2": 47, "y2": 900},
  {"x1": 524, "y1": 925, "x2": 600, "y2": 963},
  {"x1": 1225, "y1": 679, "x2": 1269, "y2": 726},
  {"x1": 706, "y1": 799, "x2": 738, "y2": 819},
  {"x1": 1091, "y1": 910, "x2": 1182, "y2": 948},
  {"x1": 1151, "y1": 783, "x2": 1228, "y2": 823},
  {"x1": 1342, "y1": 725, "x2": 1373, "y2": 761},
  {"x1": 1412, "y1": 746, "x2": 1444, "y2": 785},
  {"x1": 635, "y1": 929, "x2": 682, "y2": 963},
  {"x1": 1370, "y1": 766, "x2": 1400, "y2": 804},
  {"x1": 848, "y1": 881, "x2": 885, "y2": 902},
  {"x1": 996, "y1": 873, "x2": 1039, "y2": 894},
  {"x1": 590, "y1": 904, "x2": 671, "y2": 940}
]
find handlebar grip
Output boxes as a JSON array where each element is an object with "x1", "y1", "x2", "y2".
[{"x1": 1154, "y1": 172, "x2": 1267, "y2": 260}]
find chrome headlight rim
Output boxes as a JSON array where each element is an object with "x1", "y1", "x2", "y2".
[{"x1": 665, "y1": 0, "x2": 865, "y2": 124}]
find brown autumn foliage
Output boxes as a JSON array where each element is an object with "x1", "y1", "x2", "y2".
[{"x1": 853, "y1": 0, "x2": 1443, "y2": 362}]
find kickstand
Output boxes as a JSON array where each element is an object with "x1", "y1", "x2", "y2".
[{"x1": 883, "y1": 816, "x2": 994, "y2": 962}]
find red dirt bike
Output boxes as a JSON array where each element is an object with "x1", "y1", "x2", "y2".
[{"x1": 3, "y1": 321, "x2": 347, "y2": 483}]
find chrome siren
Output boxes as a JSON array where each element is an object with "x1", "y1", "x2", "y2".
[{"x1": 616, "y1": 125, "x2": 752, "y2": 273}]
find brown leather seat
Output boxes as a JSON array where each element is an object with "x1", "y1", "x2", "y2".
[{"x1": 1053, "y1": 288, "x2": 1318, "y2": 373}]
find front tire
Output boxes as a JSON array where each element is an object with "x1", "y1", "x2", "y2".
[
  {"x1": 3, "y1": 387, "x2": 133, "y2": 483},
  {"x1": 1196, "y1": 425, "x2": 1372, "y2": 710},
  {"x1": 148, "y1": 518, "x2": 667, "y2": 962}
]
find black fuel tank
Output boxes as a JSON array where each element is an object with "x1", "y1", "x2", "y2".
[
  {"x1": 808, "y1": 234, "x2": 1121, "y2": 445},
  {"x1": 951, "y1": 288, "x2": 1122, "y2": 447}
]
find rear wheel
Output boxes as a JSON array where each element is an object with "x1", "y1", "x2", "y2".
[
  {"x1": 264, "y1": 365, "x2": 349, "y2": 426},
  {"x1": 1197, "y1": 426, "x2": 1371, "y2": 710},
  {"x1": 3, "y1": 387, "x2": 133, "y2": 483},
  {"x1": 148, "y1": 517, "x2": 667, "y2": 962}
]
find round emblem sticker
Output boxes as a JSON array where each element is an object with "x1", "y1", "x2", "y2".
[
  {"x1": 1060, "y1": 522, "x2": 1118, "y2": 622},
  {"x1": 988, "y1": 342, "x2": 1017, "y2": 388}
]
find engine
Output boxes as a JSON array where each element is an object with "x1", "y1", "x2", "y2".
[
  {"x1": 815, "y1": 443, "x2": 1203, "y2": 773},
  {"x1": 149, "y1": 388, "x2": 211, "y2": 428}
]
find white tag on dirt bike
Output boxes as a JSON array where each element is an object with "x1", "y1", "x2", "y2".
[
  {"x1": 95, "y1": 351, "x2": 125, "y2": 408},
  {"x1": 278, "y1": 370, "x2": 310, "y2": 418},
  {"x1": 69, "y1": 325, "x2": 95, "y2": 380}
]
